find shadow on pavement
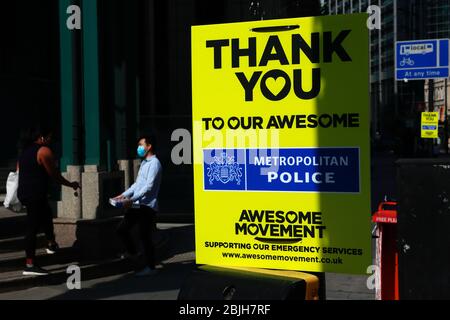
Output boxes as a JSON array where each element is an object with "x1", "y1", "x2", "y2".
[
  {"x1": 45, "y1": 224, "x2": 197, "y2": 300},
  {"x1": 48, "y1": 261, "x2": 196, "y2": 300}
]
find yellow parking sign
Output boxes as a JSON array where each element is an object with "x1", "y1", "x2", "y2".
[
  {"x1": 192, "y1": 14, "x2": 371, "y2": 274},
  {"x1": 421, "y1": 112, "x2": 439, "y2": 138}
]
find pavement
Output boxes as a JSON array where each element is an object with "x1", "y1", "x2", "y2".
[
  {"x1": 0, "y1": 221, "x2": 375, "y2": 300},
  {"x1": 0, "y1": 257, "x2": 375, "y2": 300}
]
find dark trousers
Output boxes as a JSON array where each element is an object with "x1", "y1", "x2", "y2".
[
  {"x1": 23, "y1": 199, "x2": 55, "y2": 260},
  {"x1": 117, "y1": 206, "x2": 156, "y2": 269}
]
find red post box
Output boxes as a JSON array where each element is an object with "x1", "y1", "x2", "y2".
[{"x1": 372, "y1": 201, "x2": 399, "y2": 300}]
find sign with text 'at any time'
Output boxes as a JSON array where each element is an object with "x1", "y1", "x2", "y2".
[{"x1": 192, "y1": 14, "x2": 371, "y2": 274}]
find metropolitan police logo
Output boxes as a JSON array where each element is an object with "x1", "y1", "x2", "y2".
[{"x1": 207, "y1": 153, "x2": 243, "y2": 185}]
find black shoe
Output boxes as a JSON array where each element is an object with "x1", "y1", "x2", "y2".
[
  {"x1": 23, "y1": 265, "x2": 50, "y2": 276},
  {"x1": 46, "y1": 242, "x2": 59, "y2": 255}
]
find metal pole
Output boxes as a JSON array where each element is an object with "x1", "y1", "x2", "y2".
[
  {"x1": 446, "y1": 78, "x2": 449, "y2": 154},
  {"x1": 429, "y1": 80, "x2": 434, "y2": 111},
  {"x1": 393, "y1": 0, "x2": 398, "y2": 116},
  {"x1": 428, "y1": 79, "x2": 435, "y2": 156},
  {"x1": 378, "y1": 0, "x2": 382, "y2": 133}
]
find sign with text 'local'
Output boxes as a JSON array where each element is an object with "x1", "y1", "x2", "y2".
[
  {"x1": 192, "y1": 14, "x2": 371, "y2": 274},
  {"x1": 396, "y1": 39, "x2": 450, "y2": 80}
]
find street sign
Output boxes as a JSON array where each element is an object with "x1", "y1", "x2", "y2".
[
  {"x1": 421, "y1": 112, "x2": 439, "y2": 138},
  {"x1": 192, "y1": 14, "x2": 371, "y2": 274},
  {"x1": 396, "y1": 39, "x2": 450, "y2": 80}
]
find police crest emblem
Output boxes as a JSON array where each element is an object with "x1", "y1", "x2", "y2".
[{"x1": 207, "y1": 152, "x2": 243, "y2": 185}]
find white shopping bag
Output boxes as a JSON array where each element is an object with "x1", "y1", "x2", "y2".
[{"x1": 4, "y1": 172, "x2": 22, "y2": 212}]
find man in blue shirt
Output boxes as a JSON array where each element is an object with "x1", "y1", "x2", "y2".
[{"x1": 113, "y1": 135, "x2": 162, "y2": 276}]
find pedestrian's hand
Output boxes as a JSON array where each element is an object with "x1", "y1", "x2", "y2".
[
  {"x1": 113, "y1": 195, "x2": 125, "y2": 201},
  {"x1": 122, "y1": 199, "x2": 133, "y2": 209},
  {"x1": 71, "y1": 181, "x2": 80, "y2": 191}
]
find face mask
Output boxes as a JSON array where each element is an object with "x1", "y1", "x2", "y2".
[{"x1": 137, "y1": 146, "x2": 147, "y2": 158}]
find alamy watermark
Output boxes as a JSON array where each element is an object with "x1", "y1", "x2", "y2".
[
  {"x1": 66, "y1": 265, "x2": 81, "y2": 290},
  {"x1": 66, "y1": 5, "x2": 81, "y2": 30},
  {"x1": 366, "y1": 264, "x2": 381, "y2": 291},
  {"x1": 171, "y1": 121, "x2": 281, "y2": 175},
  {"x1": 367, "y1": 5, "x2": 381, "y2": 31}
]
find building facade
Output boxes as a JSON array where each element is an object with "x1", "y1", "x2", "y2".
[
  {"x1": 424, "y1": 0, "x2": 450, "y2": 152},
  {"x1": 0, "y1": 0, "x2": 321, "y2": 221},
  {"x1": 323, "y1": 0, "x2": 450, "y2": 155},
  {"x1": 323, "y1": 0, "x2": 425, "y2": 156}
]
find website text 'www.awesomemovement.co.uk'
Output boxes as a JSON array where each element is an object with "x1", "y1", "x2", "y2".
[{"x1": 206, "y1": 241, "x2": 365, "y2": 265}]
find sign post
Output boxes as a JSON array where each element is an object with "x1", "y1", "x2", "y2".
[
  {"x1": 396, "y1": 39, "x2": 450, "y2": 154},
  {"x1": 192, "y1": 14, "x2": 371, "y2": 274},
  {"x1": 446, "y1": 79, "x2": 448, "y2": 153}
]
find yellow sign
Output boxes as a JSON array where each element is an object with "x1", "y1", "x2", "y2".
[
  {"x1": 421, "y1": 112, "x2": 439, "y2": 138},
  {"x1": 192, "y1": 14, "x2": 371, "y2": 274}
]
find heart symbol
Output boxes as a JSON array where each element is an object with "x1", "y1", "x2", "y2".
[
  {"x1": 248, "y1": 224, "x2": 259, "y2": 235},
  {"x1": 286, "y1": 211, "x2": 297, "y2": 223},
  {"x1": 228, "y1": 117, "x2": 240, "y2": 129},
  {"x1": 265, "y1": 77, "x2": 287, "y2": 97},
  {"x1": 213, "y1": 118, "x2": 224, "y2": 129},
  {"x1": 319, "y1": 115, "x2": 332, "y2": 127}
]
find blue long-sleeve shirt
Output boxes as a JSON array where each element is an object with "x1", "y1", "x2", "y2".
[{"x1": 122, "y1": 155, "x2": 162, "y2": 211}]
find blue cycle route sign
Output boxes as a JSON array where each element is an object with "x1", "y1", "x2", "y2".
[{"x1": 396, "y1": 39, "x2": 450, "y2": 80}]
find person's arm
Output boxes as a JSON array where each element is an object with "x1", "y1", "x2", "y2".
[
  {"x1": 37, "y1": 147, "x2": 79, "y2": 190},
  {"x1": 113, "y1": 171, "x2": 139, "y2": 200},
  {"x1": 120, "y1": 183, "x2": 137, "y2": 199},
  {"x1": 128, "y1": 162, "x2": 160, "y2": 202}
]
